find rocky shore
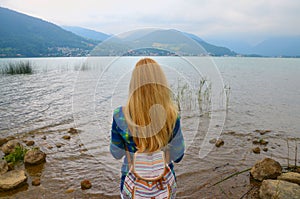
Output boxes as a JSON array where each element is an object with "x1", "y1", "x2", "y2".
[{"x1": 0, "y1": 128, "x2": 299, "y2": 198}]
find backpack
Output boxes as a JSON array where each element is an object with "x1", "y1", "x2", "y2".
[{"x1": 121, "y1": 149, "x2": 177, "y2": 199}]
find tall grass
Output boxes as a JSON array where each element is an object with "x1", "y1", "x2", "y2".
[{"x1": 1, "y1": 61, "x2": 33, "y2": 75}]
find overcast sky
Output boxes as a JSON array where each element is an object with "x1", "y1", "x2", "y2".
[{"x1": 1, "y1": 0, "x2": 299, "y2": 44}]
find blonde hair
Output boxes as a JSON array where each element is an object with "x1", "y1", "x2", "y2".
[{"x1": 124, "y1": 58, "x2": 178, "y2": 152}]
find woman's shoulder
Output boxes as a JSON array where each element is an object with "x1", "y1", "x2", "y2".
[{"x1": 113, "y1": 106, "x2": 125, "y2": 119}]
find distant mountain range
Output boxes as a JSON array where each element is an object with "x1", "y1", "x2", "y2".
[
  {"x1": 62, "y1": 27, "x2": 236, "y2": 56},
  {"x1": 61, "y1": 26, "x2": 111, "y2": 41},
  {"x1": 1, "y1": 7, "x2": 299, "y2": 57},
  {"x1": 206, "y1": 36, "x2": 300, "y2": 57}
]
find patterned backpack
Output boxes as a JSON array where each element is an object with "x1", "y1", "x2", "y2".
[{"x1": 121, "y1": 149, "x2": 177, "y2": 199}]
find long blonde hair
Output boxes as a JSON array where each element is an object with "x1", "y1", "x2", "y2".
[{"x1": 124, "y1": 58, "x2": 178, "y2": 152}]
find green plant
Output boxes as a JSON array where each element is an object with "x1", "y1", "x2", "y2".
[
  {"x1": 1, "y1": 61, "x2": 33, "y2": 75},
  {"x1": 3, "y1": 146, "x2": 28, "y2": 164}
]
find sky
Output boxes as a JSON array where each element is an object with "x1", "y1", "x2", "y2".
[{"x1": 1, "y1": 0, "x2": 300, "y2": 45}]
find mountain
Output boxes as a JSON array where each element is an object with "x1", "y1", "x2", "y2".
[
  {"x1": 252, "y1": 36, "x2": 300, "y2": 57},
  {"x1": 61, "y1": 26, "x2": 111, "y2": 41},
  {"x1": 204, "y1": 36, "x2": 300, "y2": 57},
  {"x1": 88, "y1": 28, "x2": 236, "y2": 56},
  {"x1": 0, "y1": 7, "x2": 97, "y2": 57},
  {"x1": 182, "y1": 32, "x2": 236, "y2": 56}
]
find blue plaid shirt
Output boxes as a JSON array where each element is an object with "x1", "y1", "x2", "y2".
[{"x1": 110, "y1": 106, "x2": 185, "y2": 182}]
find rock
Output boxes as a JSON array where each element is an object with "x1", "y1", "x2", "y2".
[
  {"x1": 68, "y1": 128, "x2": 78, "y2": 134},
  {"x1": 25, "y1": 140, "x2": 35, "y2": 146},
  {"x1": 253, "y1": 139, "x2": 268, "y2": 145},
  {"x1": 0, "y1": 138, "x2": 8, "y2": 147},
  {"x1": 7, "y1": 162, "x2": 14, "y2": 171},
  {"x1": 1, "y1": 140, "x2": 22, "y2": 155},
  {"x1": 41, "y1": 135, "x2": 47, "y2": 140},
  {"x1": 0, "y1": 160, "x2": 8, "y2": 175},
  {"x1": 55, "y1": 143, "x2": 63, "y2": 148},
  {"x1": 81, "y1": 179, "x2": 92, "y2": 190},
  {"x1": 66, "y1": 188, "x2": 75, "y2": 193},
  {"x1": 209, "y1": 138, "x2": 216, "y2": 144},
  {"x1": 62, "y1": 135, "x2": 71, "y2": 140},
  {"x1": 252, "y1": 147, "x2": 261, "y2": 154},
  {"x1": 255, "y1": 129, "x2": 271, "y2": 135},
  {"x1": 260, "y1": 139, "x2": 268, "y2": 145},
  {"x1": 259, "y1": 180, "x2": 300, "y2": 199},
  {"x1": 252, "y1": 140, "x2": 260, "y2": 145},
  {"x1": 32, "y1": 178, "x2": 41, "y2": 186},
  {"x1": 47, "y1": 145, "x2": 53, "y2": 149},
  {"x1": 278, "y1": 172, "x2": 300, "y2": 185},
  {"x1": 215, "y1": 139, "x2": 224, "y2": 147},
  {"x1": 24, "y1": 149, "x2": 46, "y2": 165},
  {"x1": 250, "y1": 158, "x2": 282, "y2": 181},
  {"x1": 263, "y1": 147, "x2": 268, "y2": 152},
  {"x1": 0, "y1": 170, "x2": 27, "y2": 190}
]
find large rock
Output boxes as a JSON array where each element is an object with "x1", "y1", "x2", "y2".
[
  {"x1": 278, "y1": 172, "x2": 300, "y2": 185},
  {"x1": 259, "y1": 180, "x2": 300, "y2": 199},
  {"x1": 250, "y1": 158, "x2": 282, "y2": 181},
  {"x1": 24, "y1": 149, "x2": 46, "y2": 165},
  {"x1": 1, "y1": 140, "x2": 22, "y2": 155},
  {"x1": 0, "y1": 170, "x2": 27, "y2": 190},
  {"x1": 0, "y1": 160, "x2": 8, "y2": 175},
  {"x1": 0, "y1": 138, "x2": 8, "y2": 147}
]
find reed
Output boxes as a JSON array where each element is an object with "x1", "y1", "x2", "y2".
[
  {"x1": 224, "y1": 84, "x2": 231, "y2": 110},
  {"x1": 1, "y1": 61, "x2": 33, "y2": 75},
  {"x1": 198, "y1": 77, "x2": 212, "y2": 114}
]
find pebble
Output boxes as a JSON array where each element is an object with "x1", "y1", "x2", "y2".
[
  {"x1": 26, "y1": 140, "x2": 35, "y2": 146},
  {"x1": 263, "y1": 147, "x2": 268, "y2": 152},
  {"x1": 81, "y1": 179, "x2": 92, "y2": 190},
  {"x1": 252, "y1": 147, "x2": 261, "y2": 154},
  {"x1": 215, "y1": 139, "x2": 224, "y2": 147},
  {"x1": 68, "y1": 128, "x2": 78, "y2": 134},
  {"x1": 55, "y1": 143, "x2": 63, "y2": 148},
  {"x1": 209, "y1": 138, "x2": 216, "y2": 144},
  {"x1": 32, "y1": 178, "x2": 41, "y2": 186},
  {"x1": 62, "y1": 135, "x2": 71, "y2": 140},
  {"x1": 66, "y1": 188, "x2": 75, "y2": 193}
]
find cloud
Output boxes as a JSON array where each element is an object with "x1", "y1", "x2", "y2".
[{"x1": 1, "y1": 0, "x2": 300, "y2": 38}]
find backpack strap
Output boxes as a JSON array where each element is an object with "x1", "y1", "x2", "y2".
[{"x1": 125, "y1": 145, "x2": 133, "y2": 170}]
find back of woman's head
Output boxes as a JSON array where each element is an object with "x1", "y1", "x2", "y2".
[{"x1": 124, "y1": 58, "x2": 178, "y2": 152}]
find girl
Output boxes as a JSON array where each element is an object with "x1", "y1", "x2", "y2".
[{"x1": 110, "y1": 58, "x2": 185, "y2": 197}]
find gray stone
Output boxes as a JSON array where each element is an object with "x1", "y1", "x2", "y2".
[
  {"x1": 0, "y1": 170, "x2": 27, "y2": 190},
  {"x1": 278, "y1": 172, "x2": 300, "y2": 185},
  {"x1": 250, "y1": 158, "x2": 282, "y2": 181},
  {"x1": 1, "y1": 140, "x2": 22, "y2": 155},
  {"x1": 24, "y1": 149, "x2": 46, "y2": 165},
  {"x1": 0, "y1": 160, "x2": 8, "y2": 175},
  {"x1": 259, "y1": 180, "x2": 300, "y2": 199}
]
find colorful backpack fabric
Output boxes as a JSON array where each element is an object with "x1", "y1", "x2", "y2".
[{"x1": 121, "y1": 150, "x2": 177, "y2": 199}]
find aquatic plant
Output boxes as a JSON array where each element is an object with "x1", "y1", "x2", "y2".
[
  {"x1": 224, "y1": 84, "x2": 231, "y2": 110},
  {"x1": 1, "y1": 61, "x2": 33, "y2": 75},
  {"x1": 3, "y1": 146, "x2": 28, "y2": 165},
  {"x1": 197, "y1": 77, "x2": 212, "y2": 114}
]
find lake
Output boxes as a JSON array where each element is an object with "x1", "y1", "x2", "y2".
[{"x1": 0, "y1": 56, "x2": 299, "y2": 198}]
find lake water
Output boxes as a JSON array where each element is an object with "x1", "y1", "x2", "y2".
[{"x1": 0, "y1": 57, "x2": 299, "y2": 198}]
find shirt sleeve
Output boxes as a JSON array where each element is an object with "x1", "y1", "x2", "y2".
[
  {"x1": 168, "y1": 116, "x2": 185, "y2": 163},
  {"x1": 110, "y1": 117, "x2": 126, "y2": 159}
]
